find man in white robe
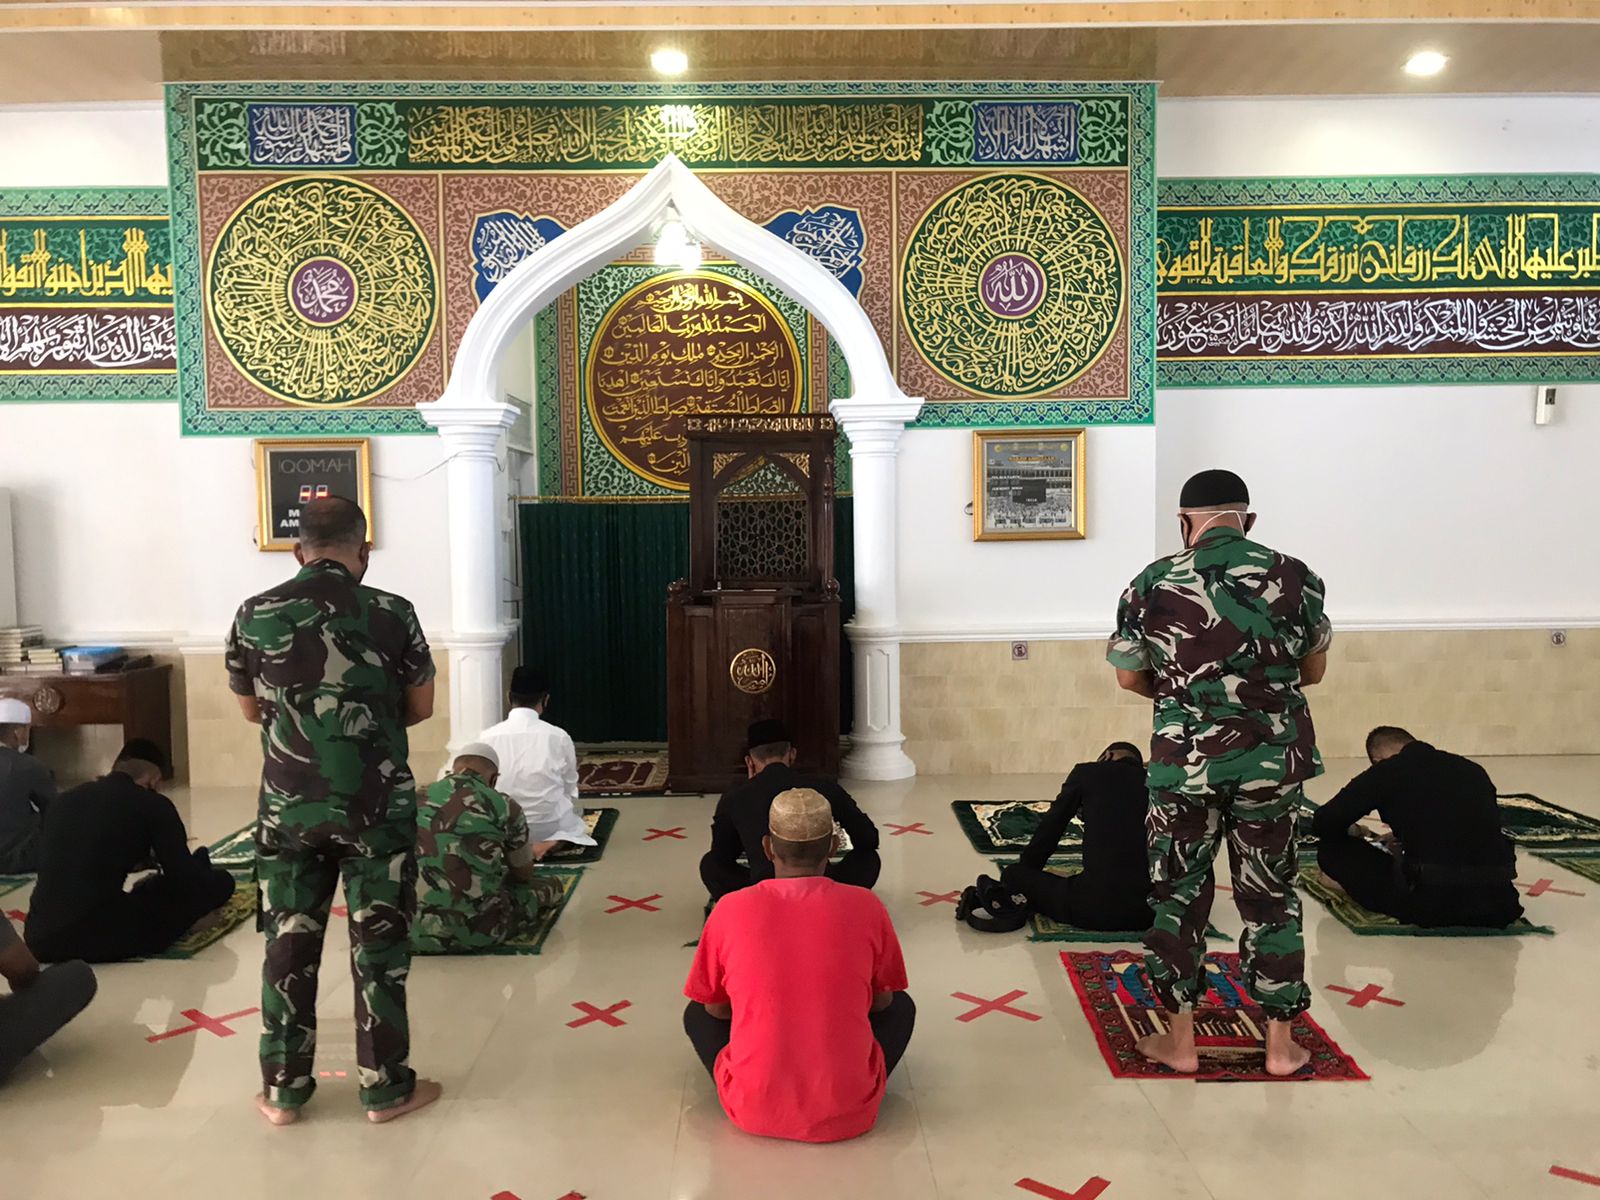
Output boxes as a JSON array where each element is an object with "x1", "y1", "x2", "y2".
[{"x1": 477, "y1": 668, "x2": 595, "y2": 858}]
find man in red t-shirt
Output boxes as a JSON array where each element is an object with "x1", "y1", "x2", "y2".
[{"x1": 683, "y1": 787, "x2": 915, "y2": 1143}]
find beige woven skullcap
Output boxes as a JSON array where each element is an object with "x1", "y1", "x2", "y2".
[{"x1": 769, "y1": 787, "x2": 835, "y2": 841}]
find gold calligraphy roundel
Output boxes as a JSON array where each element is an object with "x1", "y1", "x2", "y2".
[
  {"x1": 585, "y1": 270, "x2": 803, "y2": 492},
  {"x1": 729, "y1": 648, "x2": 777, "y2": 695},
  {"x1": 208, "y1": 177, "x2": 437, "y2": 407},
  {"x1": 901, "y1": 174, "x2": 1124, "y2": 398}
]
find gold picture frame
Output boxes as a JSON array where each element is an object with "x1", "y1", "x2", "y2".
[
  {"x1": 973, "y1": 429, "x2": 1086, "y2": 541},
  {"x1": 254, "y1": 438, "x2": 374, "y2": 552}
]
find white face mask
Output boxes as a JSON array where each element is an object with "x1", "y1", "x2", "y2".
[{"x1": 1183, "y1": 510, "x2": 1246, "y2": 543}]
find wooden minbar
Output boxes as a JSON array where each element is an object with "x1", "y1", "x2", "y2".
[
  {"x1": 0, "y1": 664, "x2": 174, "y2": 774},
  {"x1": 667, "y1": 415, "x2": 841, "y2": 793}
]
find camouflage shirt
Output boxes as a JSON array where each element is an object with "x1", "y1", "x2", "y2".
[
  {"x1": 413, "y1": 771, "x2": 532, "y2": 951},
  {"x1": 225, "y1": 559, "x2": 435, "y2": 832},
  {"x1": 1107, "y1": 527, "x2": 1332, "y2": 795}
]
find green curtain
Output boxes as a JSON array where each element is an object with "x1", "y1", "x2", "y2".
[{"x1": 519, "y1": 498, "x2": 855, "y2": 743}]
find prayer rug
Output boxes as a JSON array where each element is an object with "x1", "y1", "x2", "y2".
[
  {"x1": 1062, "y1": 949, "x2": 1369, "y2": 1083},
  {"x1": 1531, "y1": 852, "x2": 1600, "y2": 885},
  {"x1": 952, "y1": 800, "x2": 1081, "y2": 858},
  {"x1": 148, "y1": 883, "x2": 257, "y2": 959},
  {"x1": 206, "y1": 823, "x2": 256, "y2": 876},
  {"x1": 0, "y1": 874, "x2": 30, "y2": 898},
  {"x1": 737, "y1": 826, "x2": 855, "y2": 864},
  {"x1": 1496, "y1": 793, "x2": 1600, "y2": 850},
  {"x1": 1023, "y1": 864, "x2": 1224, "y2": 942},
  {"x1": 540, "y1": 808, "x2": 619, "y2": 864},
  {"x1": 413, "y1": 866, "x2": 583, "y2": 957},
  {"x1": 1301, "y1": 866, "x2": 1554, "y2": 937},
  {"x1": 577, "y1": 750, "x2": 669, "y2": 796}
]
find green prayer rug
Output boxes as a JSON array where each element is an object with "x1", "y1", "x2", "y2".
[
  {"x1": 541, "y1": 808, "x2": 619, "y2": 864},
  {"x1": 148, "y1": 882, "x2": 257, "y2": 959},
  {"x1": 1024, "y1": 863, "x2": 1224, "y2": 943},
  {"x1": 1495, "y1": 793, "x2": 1600, "y2": 851},
  {"x1": 206, "y1": 823, "x2": 256, "y2": 877},
  {"x1": 1530, "y1": 852, "x2": 1600, "y2": 886},
  {"x1": 952, "y1": 800, "x2": 1081, "y2": 858},
  {"x1": 0, "y1": 874, "x2": 30, "y2": 898},
  {"x1": 413, "y1": 866, "x2": 583, "y2": 957},
  {"x1": 1301, "y1": 866, "x2": 1553, "y2": 937}
]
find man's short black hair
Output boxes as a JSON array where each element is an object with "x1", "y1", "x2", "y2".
[
  {"x1": 115, "y1": 737, "x2": 170, "y2": 779},
  {"x1": 510, "y1": 665, "x2": 550, "y2": 708},
  {"x1": 1103, "y1": 741, "x2": 1144, "y2": 764},
  {"x1": 769, "y1": 832, "x2": 832, "y2": 869},
  {"x1": 1365, "y1": 725, "x2": 1416, "y2": 760},
  {"x1": 298, "y1": 496, "x2": 367, "y2": 551}
]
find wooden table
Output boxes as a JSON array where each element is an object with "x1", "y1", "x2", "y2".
[{"x1": 0, "y1": 665, "x2": 173, "y2": 768}]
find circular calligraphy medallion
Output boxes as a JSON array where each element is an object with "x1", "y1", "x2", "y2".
[
  {"x1": 208, "y1": 177, "x2": 437, "y2": 407},
  {"x1": 30, "y1": 687, "x2": 63, "y2": 717},
  {"x1": 288, "y1": 257, "x2": 360, "y2": 327},
  {"x1": 729, "y1": 648, "x2": 777, "y2": 695},
  {"x1": 585, "y1": 270, "x2": 804, "y2": 492},
  {"x1": 901, "y1": 174, "x2": 1123, "y2": 398}
]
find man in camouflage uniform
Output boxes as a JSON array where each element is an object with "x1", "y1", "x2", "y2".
[
  {"x1": 1107, "y1": 469, "x2": 1331, "y2": 1076},
  {"x1": 226, "y1": 497, "x2": 441, "y2": 1125},
  {"x1": 413, "y1": 743, "x2": 567, "y2": 954}
]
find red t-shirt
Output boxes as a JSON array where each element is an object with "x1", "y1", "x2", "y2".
[{"x1": 684, "y1": 875, "x2": 909, "y2": 1143}]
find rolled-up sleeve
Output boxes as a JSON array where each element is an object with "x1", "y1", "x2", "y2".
[
  {"x1": 224, "y1": 610, "x2": 254, "y2": 697},
  {"x1": 1105, "y1": 579, "x2": 1151, "y2": 671},
  {"x1": 1298, "y1": 568, "x2": 1334, "y2": 658}
]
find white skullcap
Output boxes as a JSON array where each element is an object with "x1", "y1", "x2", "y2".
[
  {"x1": 0, "y1": 698, "x2": 32, "y2": 724},
  {"x1": 454, "y1": 741, "x2": 500, "y2": 771}
]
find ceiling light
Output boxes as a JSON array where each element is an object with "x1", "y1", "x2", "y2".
[
  {"x1": 1404, "y1": 50, "x2": 1448, "y2": 77},
  {"x1": 651, "y1": 48, "x2": 689, "y2": 75}
]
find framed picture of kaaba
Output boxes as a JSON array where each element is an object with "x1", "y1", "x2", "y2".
[
  {"x1": 254, "y1": 438, "x2": 374, "y2": 551},
  {"x1": 972, "y1": 429, "x2": 1086, "y2": 542}
]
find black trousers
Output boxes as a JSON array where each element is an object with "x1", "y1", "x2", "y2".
[
  {"x1": 683, "y1": 991, "x2": 916, "y2": 1080},
  {"x1": 1317, "y1": 832, "x2": 1523, "y2": 929},
  {"x1": 1000, "y1": 862, "x2": 1152, "y2": 931},
  {"x1": 700, "y1": 849, "x2": 882, "y2": 902},
  {"x1": 29, "y1": 861, "x2": 235, "y2": 964},
  {"x1": 0, "y1": 960, "x2": 97, "y2": 1083}
]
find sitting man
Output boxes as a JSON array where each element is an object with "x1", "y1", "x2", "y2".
[
  {"x1": 0, "y1": 914, "x2": 95, "y2": 1084},
  {"x1": 1311, "y1": 726, "x2": 1523, "y2": 928},
  {"x1": 25, "y1": 740, "x2": 236, "y2": 963},
  {"x1": 998, "y1": 741, "x2": 1154, "y2": 931},
  {"x1": 0, "y1": 698, "x2": 56, "y2": 875},
  {"x1": 684, "y1": 787, "x2": 914, "y2": 1143},
  {"x1": 700, "y1": 719, "x2": 880, "y2": 902},
  {"x1": 413, "y1": 742, "x2": 567, "y2": 954},
  {"x1": 478, "y1": 667, "x2": 595, "y2": 858}
]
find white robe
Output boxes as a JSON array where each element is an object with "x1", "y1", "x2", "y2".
[{"x1": 477, "y1": 707, "x2": 594, "y2": 846}]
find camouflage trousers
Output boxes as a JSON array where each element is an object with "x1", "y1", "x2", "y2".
[
  {"x1": 1144, "y1": 782, "x2": 1309, "y2": 1020},
  {"x1": 257, "y1": 819, "x2": 418, "y2": 1111},
  {"x1": 411, "y1": 872, "x2": 568, "y2": 954}
]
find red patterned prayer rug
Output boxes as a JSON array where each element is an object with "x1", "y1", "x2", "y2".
[
  {"x1": 577, "y1": 750, "x2": 669, "y2": 796},
  {"x1": 1062, "y1": 950, "x2": 1369, "y2": 1083}
]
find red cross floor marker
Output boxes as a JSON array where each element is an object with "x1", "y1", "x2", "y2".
[
  {"x1": 952, "y1": 989, "x2": 1043, "y2": 1023},
  {"x1": 146, "y1": 1006, "x2": 261, "y2": 1043},
  {"x1": 917, "y1": 890, "x2": 961, "y2": 906},
  {"x1": 643, "y1": 827, "x2": 686, "y2": 841},
  {"x1": 1326, "y1": 983, "x2": 1405, "y2": 1009},
  {"x1": 885, "y1": 822, "x2": 932, "y2": 836},
  {"x1": 4, "y1": 909, "x2": 24, "y2": 922},
  {"x1": 491, "y1": 1193, "x2": 585, "y2": 1200},
  {"x1": 1016, "y1": 1178, "x2": 1111, "y2": 1200},
  {"x1": 1522, "y1": 878, "x2": 1587, "y2": 898},
  {"x1": 1552, "y1": 1166, "x2": 1600, "y2": 1187},
  {"x1": 604, "y1": 894, "x2": 663, "y2": 913},
  {"x1": 317, "y1": 1070, "x2": 349, "y2": 1079},
  {"x1": 330, "y1": 905, "x2": 349, "y2": 918},
  {"x1": 567, "y1": 1000, "x2": 632, "y2": 1029}
]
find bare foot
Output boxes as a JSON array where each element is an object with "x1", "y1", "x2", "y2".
[
  {"x1": 1136, "y1": 1031, "x2": 1200, "y2": 1073},
  {"x1": 367, "y1": 1078, "x2": 443, "y2": 1124},
  {"x1": 254, "y1": 1094, "x2": 299, "y2": 1126},
  {"x1": 1264, "y1": 1022, "x2": 1312, "y2": 1077}
]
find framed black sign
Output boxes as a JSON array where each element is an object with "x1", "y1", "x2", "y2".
[{"x1": 254, "y1": 438, "x2": 373, "y2": 552}]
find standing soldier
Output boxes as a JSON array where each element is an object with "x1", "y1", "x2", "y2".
[
  {"x1": 1107, "y1": 469, "x2": 1331, "y2": 1076},
  {"x1": 227, "y1": 497, "x2": 441, "y2": 1125}
]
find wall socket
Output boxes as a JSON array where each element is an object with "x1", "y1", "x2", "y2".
[
  {"x1": 1551, "y1": 630, "x2": 1567, "y2": 647},
  {"x1": 1010, "y1": 641, "x2": 1030, "y2": 661}
]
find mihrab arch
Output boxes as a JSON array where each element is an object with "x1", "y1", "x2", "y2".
[{"x1": 421, "y1": 154, "x2": 923, "y2": 780}]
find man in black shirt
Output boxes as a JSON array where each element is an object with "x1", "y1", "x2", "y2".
[
  {"x1": 999, "y1": 742, "x2": 1154, "y2": 930},
  {"x1": 0, "y1": 698, "x2": 55, "y2": 874},
  {"x1": 1311, "y1": 726, "x2": 1523, "y2": 928},
  {"x1": 700, "y1": 719, "x2": 881, "y2": 901},
  {"x1": 26, "y1": 740, "x2": 235, "y2": 963}
]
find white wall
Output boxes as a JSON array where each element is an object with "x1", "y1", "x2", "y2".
[{"x1": 897, "y1": 94, "x2": 1600, "y2": 637}]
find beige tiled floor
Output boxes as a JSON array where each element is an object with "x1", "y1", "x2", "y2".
[{"x1": 5, "y1": 756, "x2": 1600, "y2": 1199}]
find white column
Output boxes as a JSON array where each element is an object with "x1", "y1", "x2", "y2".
[
  {"x1": 420, "y1": 400, "x2": 517, "y2": 754},
  {"x1": 831, "y1": 394, "x2": 923, "y2": 782}
]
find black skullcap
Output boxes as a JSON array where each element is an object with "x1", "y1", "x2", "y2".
[
  {"x1": 117, "y1": 738, "x2": 170, "y2": 779},
  {"x1": 1179, "y1": 469, "x2": 1250, "y2": 509},
  {"x1": 510, "y1": 666, "x2": 550, "y2": 698},
  {"x1": 747, "y1": 718, "x2": 791, "y2": 750}
]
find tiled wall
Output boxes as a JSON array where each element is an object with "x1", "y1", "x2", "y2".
[{"x1": 901, "y1": 627, "x2": 1600, "y2": 775}]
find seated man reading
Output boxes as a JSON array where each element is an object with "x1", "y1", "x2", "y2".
[
  {"x1": 478, "y1": 667, "x2": 595, "y2": 858},
  {"x1": 999, "y1": 741, "x2": 1154, "y2": 931},
  {"x1": 26, "y1": 741, "x2": 236, "y2": 963},
  {"x1": 700, "y1": 719, "x2": 880, "y2": 901},
  {"x1": 0, "y1": 698, "x2": 56, "y2": 875},
  {"x1": 684, "y1": 788, "x2": 914, "y2": 1143},
  {"x1": 413, "y1": 742, "x2": 566, "y2": 954},
  {"x1": 1311, "y1": 726, "x2": 1523, "y2": 929}
]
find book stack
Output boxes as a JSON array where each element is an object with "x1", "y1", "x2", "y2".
[
  {"x1": 0, "y1": 626, "x2": 60, "y2": 675},
  {"x1": 60, "y1": 645, "x2": 128, "y2": 675}
]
